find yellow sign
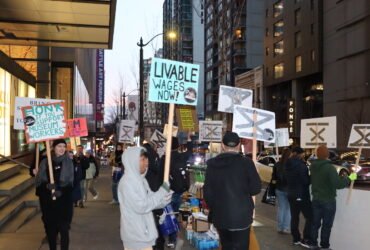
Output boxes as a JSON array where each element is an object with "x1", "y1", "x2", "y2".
[{"x1": 176, "y1": 106, "x2": 198, "y2": 132}]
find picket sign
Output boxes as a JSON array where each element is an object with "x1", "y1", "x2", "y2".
[
  {"x1": 300, "y1": 116, "x2": 337, "y2": 149},
  {"x1": 346, "y1": 124, "x2": 369, "y2": 204}
]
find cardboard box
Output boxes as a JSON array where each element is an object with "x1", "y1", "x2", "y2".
[{"x1": 192, "y1": 218, "x2": 210, "y2": 232}]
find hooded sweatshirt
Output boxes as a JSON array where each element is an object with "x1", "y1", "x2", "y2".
[
  {"x1": 118, "y1": 147, "x2": 170, "y2": 249},
  {"x1": 285, "y1": 156, "x2": 310, "y2": 200},
  {"x1": 204, "y1": 152, "x2": 261, "y2": 230},
  {"x1": 310, "y1": 159, "x2": 349, "y2": 202}
]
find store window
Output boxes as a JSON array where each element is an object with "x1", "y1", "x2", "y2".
[
  {"x1": 295, "y1": 56, "x2": 302, "y2": 72},
  {"x1": 274, "y1": 20, "x2": 284, "y2": 37},
  {"x1": 274, "y1": 63, "x2": 284, "y2": 79},
  {"x1": 295, "y1": 31, "x2": 302, "y2": 48},
  {"x1": 274, "y1": 40, "x2": 284, "y2": 56},
  {"x1": 273, "y1": 1, "x2": 284, "y2": 18}
]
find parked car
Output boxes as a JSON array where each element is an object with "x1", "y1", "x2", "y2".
[{"x1": 307, "y1": 151, "x2": 350, "y2": 177}]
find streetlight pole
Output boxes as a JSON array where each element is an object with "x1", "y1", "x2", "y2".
[{"x1": 139, "y1": 37, "x2": 144, "y2": 144}]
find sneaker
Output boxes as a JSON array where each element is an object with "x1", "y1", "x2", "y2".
[
  {"x1": 109, "y1": 200, "x2": 119, "y2": 205},
  {"x1": 300, "y1": 240, "x2": 312, "y2": 249},
  {"x1": 79, "y1": 202, "x2": 85, "y2": 208},
  {"x1": 282, "y1": 229, "x2": 291, "y2": 235},
  {"x1": 93, "y1": 193, "x2": 99, "y2": 200},
  {"x1": 293, "y1": 241, "x2": 301, "y2": 246},
  {"x1": 167, "y1": 242, "x2": 175, "y2": 249}
]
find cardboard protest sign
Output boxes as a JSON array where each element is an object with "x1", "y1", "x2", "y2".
[
  {"x1": 150, "y1": 130, "x2": 167, "y2": 157},
  {"x1": 218, "y1": 85, "x2": 253, "y2": 113},
  {"x1": 148, "y1": 58, "x2": 200, "y2": 105},
  {"x1": 301, "y1": 116, "x2": 336, "y2": 148},
  {"x1": 22, "y1": 102, "x2": 67, "y2": 143},
  {"x1": 199, "y1": 121, "x2": 223, "y2": 142},
  {"x1": 66, "y1": 118, "x2": 88, "y2": 137},
  {"x1": 14, "y1": 97, "x2": 63, "y2": 130},
  {"x1": 175, "y1": 106, "x2": 199, "y2": 132},
  {"x1": 264, "y1": 128, "x2": 290, "y2": 148},
  {"x1": 348, "y1": 124, "x2": 370, "y2": 148},
  {"x1": 232, "y1": 106, "x2": 276, "y2": 143},
  {"x1": 164, "y1": 124, "x2": 178, "y2": 137},
  {"x1": 118, "y1": 120, "x2": 136, "y2": 143}
]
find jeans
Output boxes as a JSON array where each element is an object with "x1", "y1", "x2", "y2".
[
  {"x1": 84, "y1": 179, "x2": 98, "y2": 200},
  {"x1": 80, "y1": 180, "x2": 86, "y2": 201},
  {"x1": 168, "y1": 192, "x2": 183, "y2": 243},
  {"x1": 218, "y1": 227, "x2": 251, "y2": 250},
  {"x1": 276, "y1": 189, "x2": 291, "y2": 231},
  {"x1": 112, "y1": 181, "x2": 118, "y2": 202},
  {"x1": 311, "y1": 200, "x2": 336, "y2": 248},
  {"x1": 288, "y1": 197, "x2": 313, "y2": 243}
]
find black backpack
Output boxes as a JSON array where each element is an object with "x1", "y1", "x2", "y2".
[{"x1": 169, "y1": 153, "x2": 190, "y2": 193}]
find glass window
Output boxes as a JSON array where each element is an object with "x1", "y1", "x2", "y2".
[
  {"x1": 266, "y1": 47, "x2": 270, "y2": 56},
  {"x1": 274, "y1": 20, "x2": 284, "y2": 37},
  {"x1": 295, "y1": 9, "x2": 301, "y2": 25},
  {"x1": 265, "y1": 28, "x2": 269, "y2": 37},
  {"x1": 295, "y1": 32, "x2": 302, "y2": 48},
  {"x1": 274, "y1": 40, "x2": 284, "y2": 56},
  {"x1": 273, "y1": 1, "x2": 284, "y2": 18},
  {"x1": 274, "y1": 63, "x2": 284, "y2": 78},
  {"x1": 311, "y1": 50, "x2": 316, "y2": 61},
  {"x1": 295, "y1": 56, "x2": 302, "y2": 72}
]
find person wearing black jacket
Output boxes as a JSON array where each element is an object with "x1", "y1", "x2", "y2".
[
  {"x1": 204, "y1": 132, "x2": 261, "y2": 250},
  {"x1": 284, "y1": 147, "x2": 312, "y2": 248},
  {"x1": 74, "y1": 145, "x2": 89, "y2": 208},
  {"x1": 271, "y1": 148, "x2": 292, "y2": 234}
]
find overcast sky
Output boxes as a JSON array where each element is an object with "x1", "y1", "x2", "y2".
[{"x1": 104, "y1": 0, "x2": 164, "y2": 119}]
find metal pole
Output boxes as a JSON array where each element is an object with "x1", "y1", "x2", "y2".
[
  {"x1": 139, "y1": 37, "x2": 144, "y2": 144},
  {"x1": 123, "y1": 92, "x2": 126, "y2": 120}
]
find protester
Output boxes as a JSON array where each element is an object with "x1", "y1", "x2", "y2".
[
  {"x1": 109, "y1": 144, "x2": 124, "y2": 205},
  {"x1": 285, "y1": 147, "x2": 312, "y2": 248},
  {"x1": 161, "y1": 133, "x2": 193, "y2": 248},
  {"x1": 271, "y1": 148, "x2": 292, "y2": 234},
  {"x1": 35, "y1": 139, "x2": 74, "y2": 250},
  {"x1": 84, "y1": 150, "x2": 99, "y2": 201},
  {"x1": 118, "y1": 147, "x2": 172, "y2": 250},
  {"x1": 68, "y1": 151, "x2": 82, "y2": 207},
  {"x1": 204, "y1": 132, "x2": 261, "y2": 250},
  {"x1": 310, "y1": 145, "x2": 357, "y2": 249},
  {"x1": 74, "y1": 145, "x2": 89, "y2": 208}
]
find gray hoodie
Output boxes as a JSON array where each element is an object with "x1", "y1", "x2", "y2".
[{"x1": 118, "y1": 147, "x2": 170, "y2": 249}]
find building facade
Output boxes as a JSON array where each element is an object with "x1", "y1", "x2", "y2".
[{"x1": 264, "y1": 0, "x2": 323, "y2": 143}]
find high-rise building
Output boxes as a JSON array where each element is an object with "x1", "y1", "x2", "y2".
[
  {"x1": 264, "y1": 0, "x2": 323, "y2": 143},
  {"x1": 204, "y1": 0, "x2": 265, "y2": 122}
]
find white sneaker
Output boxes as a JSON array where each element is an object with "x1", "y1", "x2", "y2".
[
  {"x1": 109, "y1": 200, "x2": 119, "y2": 205},
  {"x1": 93, "y1": 193, "x2": 99, "y2": 200}
]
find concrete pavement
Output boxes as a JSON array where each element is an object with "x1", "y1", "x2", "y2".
[{"x1": 0, "y1": 167, "x2": 298, "y2": 250}]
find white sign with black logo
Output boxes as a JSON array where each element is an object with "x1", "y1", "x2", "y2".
[
  {"x1": 199, "y1": 121, "x2": 223, "y2": 142},
  {"x1": 264, "y1": 128, "x2": 290, "y2": 148},
  {"x1": 348, "y1": 124, "x2": 370, "y2": 149},
  {"x1": 300, "y1": 116, "x2": 337, "y2": 148},
  {"x1": 217, "y1": 85, "x2": 253, "y2": 113},
  {"x1": 150, "y1": 130, "x2": 167, "y2": 157},
  {"x1": 118, "y1": 120, "x2": 135, "y2": 143}
]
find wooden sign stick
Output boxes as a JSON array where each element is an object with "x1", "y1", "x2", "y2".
[
  {"x1": 275, "y1": 144, "x2": 280, "y2": 162},
  {"x1": 35, "y1": 143, "x2": 40, "y2": 172},
  {"x1": 346, "y1": 147, "x2": 362, "y2": 204},
  {"x1": 164, "y1": 103, "x2": 175, "y2": 183},
  {"x1": 252, "y1": 111, "x2": 258, "y2": 164},
  {"x1": 45, "y1": 141, "x2": 56, "y2": 200}
]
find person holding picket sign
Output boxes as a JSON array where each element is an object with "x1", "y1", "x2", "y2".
[{"x1": 35, "y1": 139, "x2": 74, "y2": 250}]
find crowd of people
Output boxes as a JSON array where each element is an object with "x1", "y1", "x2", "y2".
[{"x1": 29, "y1": 133, "x2": 358, "y2": 250}]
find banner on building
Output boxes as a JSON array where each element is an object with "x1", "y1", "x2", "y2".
[
  {"x1": 96, "y1": 49, "x2": 105, "y2": 129},
  {"x1": 66, "y1": 118, "x2": 88, "y2": 137},
  {"x1": 348, "y1": 124, "x2": 370, "y2": 148},
  {"x1": 232, "y1": 106, "x2": 276, "y2": 143},
  {"x1": 301, "y1": 116, "x2": 337, "y2": 148},
  {"x1": 218, "y1": 85, "x2": 253, "y2": 113},
  {"x1": 264, "y1": 128, "x2": 290, "y2": 148},
  {"x1": 164, "y1": 124, "x2": 178, "y2": 137},
  {"x1": 199, "y1": 121, "x2": 223, "y2": 142},
  {"x1": 175, "y1": 106, "x2": 198, "y2": 132},
  {"x1": 14, "y1": 97, "x2": 63, "y2": 130},
  {"x1": 148, "y1": 58, "x2": 200, "y2": 106},
  {"x1": 118, "y1": 120, "x2": 136, "y2": 143},
  {"x1": 22, "y1": 102, "x2": 67, "y2": 143},
  {"x1": 150, "y1": 130, "x2": 166, "y2": 157},
  {"x1": 127, "y1": 95, "x2": 139, "y2": 126}
]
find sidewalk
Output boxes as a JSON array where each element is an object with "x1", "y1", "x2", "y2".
[{"x1": 0, "y1": 168, "x2": 296, "y2": 250}]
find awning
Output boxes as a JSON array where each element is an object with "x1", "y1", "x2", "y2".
[{"x1": 0, "y1": 0, "x2": 117, "y2": 49}]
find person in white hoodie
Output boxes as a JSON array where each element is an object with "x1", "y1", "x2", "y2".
[{"x1": 118, "y1": 147, "x2": 172, "y2": 250}]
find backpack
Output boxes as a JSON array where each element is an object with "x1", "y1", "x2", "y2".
[{"x1": 169, "y1": 153, "x2": 190, "y2": 193}]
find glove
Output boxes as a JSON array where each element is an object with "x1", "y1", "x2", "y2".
[
  {"x1": 46, "y1": 183, "x2": 56, "y2": 191},
  {"x1": 159, "y1": 211, "x2": 166, "y2": 225},
  {"x1": 349, "y1": 173, "x2": 357, "y2": 181}
]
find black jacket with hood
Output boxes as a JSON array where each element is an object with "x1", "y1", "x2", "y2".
[
  {"x1": 204, "y1": 152, "x2": 261, "y2": 230},
  {"x1": 284, "y1": 156, "x2": 310, "y2": 200}
]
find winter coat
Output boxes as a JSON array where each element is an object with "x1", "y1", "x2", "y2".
[
  {"x1": 204, "y1": 152, "x2": 261, "y2": 230},
  {"x1": 74, "y1": 153, "x2": 89, "y2": 180},
  {"x1": 272, "y1": 161, "x2": 288, "y2": 191},
  {"x1": 285, "y1": 157, "x2": 311, "y2": 200},
  {"x1": 85, "y1": 156, "x2": 100, "y2": 180},
  {"x1": 118, "y1": 147, "x2": 170, "y2": 249}
]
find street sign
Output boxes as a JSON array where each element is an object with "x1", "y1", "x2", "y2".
[
  {"x1": 14, "y1": 97, "x2": 63, "y2": 130},
  {"x1": 148, "y1": 58, "x2": 200, "y2": 105},
  {"x1": 175, "y1": 106, "x2": 199, "y2": 132},
  {"x1": 118, "y1": 120, "x2": 136, "y2": 143},
  {"x1": 150, "y1": 130, "x2": 166, "y2": 157},
  {"x1": 66, "y1": 118, "x2": 88, "y2": 137},
  {"x1": 22, "y1": 102, "x2": 68, "y2": 143},
  {"x1": 199, "y1": 121, "x2": 223, "y2": 142},
  {"x1": 218, "y1": 85, "x2": 253, "y2": 113},
  {"x1": 232, "y1": 106, "x2": 276, "y2": 143},
  {"x1": 264, "y1": 128, "x2": 290, "y2": 148},
  {"x1": 348, "y1": 124, "x2": 370, "y2": 148},
  {"x1": 300, "y1": 116, "x2": 337, "y2": 148}
]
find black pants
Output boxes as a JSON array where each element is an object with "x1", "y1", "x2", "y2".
[
  {"x1": 218, "y1": 227, "x2": 251, "y2": 250},
  {"x1": 311, "y1": 200, "x2": 336, "y2": 248},
  {"x1": 44, "y1": 222, "x2": 70, "y2": 250},
  {"x1": 153, "y1": 210, "x2": 165, "y2": 250},
  {"x1": 288, "y1": 197, "x2": 312, "y2": 243}
]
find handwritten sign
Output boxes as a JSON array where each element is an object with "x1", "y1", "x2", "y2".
[
  {"x1": 118, "y1": 120, "x2": 136, "y2": 143},
  {"x1": 150, "y1": 130, "x2": 166, "y2": 157},
  {"x1": 199, "y1": 121, "x2": 223, "y2": 142},
  {"x1": 14, "y1": 97, "x2": 63, "y2": 130},
  {"x1": 218, "y1": 85, "x2": 253, "y2": 113},
  {"x1": 348, "y1": 124, "x2": 370, "y2": 148},
  {"x1": 176, "y1": 106, "x2": 198, "y2": 132},
  {"x1": 264, "y1": 128, "x2": 290, "y2": 148},
  {"x1": 22, "y1": 102, "x2": 67, "y2": 143},
  {"x1": 232, "y1": 106, "x2": 276, "y2": 143},
  {"x1": 164, "y1": 124, "x2": 178, "y2": 137},
  {"x1": 148, "y1": 58, "x2": 200, "y2": 105},
  {"x1": 66, "y1": 118, "x2": 88, "y2": 137},
  {"x1": 301, "y1": 116, "x2": 336, "y2": 148}
]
